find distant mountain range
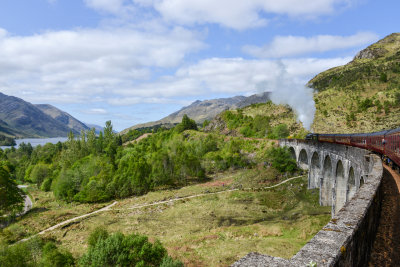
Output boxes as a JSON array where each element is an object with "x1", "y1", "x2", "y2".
[
  {"x1": 36, "y1": 104, "x2": 89, "y2": 133},
  {"x1": 120, "y1": 92, "x2": 270, "y2": 134},
  {"x1": 0, "y1": 92, "x2": 90, "y2": 138}
]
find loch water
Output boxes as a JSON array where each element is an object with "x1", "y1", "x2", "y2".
[{"x1": 0, "y1": 137, "x2": 68, "y2": 150}]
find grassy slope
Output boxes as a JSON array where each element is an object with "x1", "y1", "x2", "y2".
[
  {"x1": 206, "y1": 101, "x2": 307, "y2": 138},
  {"x1": 242, "y1": 102, "x2": 306, "y2": 136},
  {"x1": 310, "y1": 33, "x2": 400, "y2": 133},
  {"x1": 2, "y1": 170, "x2": 330, "y2": 266}
]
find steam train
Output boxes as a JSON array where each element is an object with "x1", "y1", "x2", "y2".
[{"x1": 305, "y1": 127, "x2": 400, "y2": 170}]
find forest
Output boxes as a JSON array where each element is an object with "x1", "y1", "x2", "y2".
[{"x1": 1, "y1": 115, "x2": 296, "y2": 211}]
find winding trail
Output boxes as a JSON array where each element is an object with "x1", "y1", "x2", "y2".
[
  {"x1": 113, "y1": 175, "x2": 305, "y2": 211},
  {"x1": 18, "y1": 201, "x2": 118, "y2": 243},
  {"x1": 17, "y1": 174, "x2": 304, "y2": 243}
]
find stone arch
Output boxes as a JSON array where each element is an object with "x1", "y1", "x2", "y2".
[
  {"x1": 359, "y1": 176, "x2": 365, "y2": 188},
  {"x1": 298, "y1": 149, "x2": 309, "y2": 170},
  {"x1": 347, "y1": 167, "x2": 356, "y2": 201},
  {"x1": 321, "y1": 155, "x2": 333, "y2": 206},
  {"x1": 288, "y1": 147, "x2": 296, "y2": 160},
  {"x1": 309, "y1": 151, "x2": 320, "y2": 189},
  {"x1": 335, "y1": 160, "x2": 346, "y2": 213}
]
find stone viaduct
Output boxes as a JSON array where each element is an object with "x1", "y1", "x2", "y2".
[
  {"x1": 233, "y1": 139, "x2": 384, "y2": 266},
  {"x1": 280, "y1": 139, "x2": 372, "y2": 216}
]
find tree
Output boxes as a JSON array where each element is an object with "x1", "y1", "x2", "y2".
[
  {"x1": 175, "y1": 115, "x2": 198, "y2": 133},
  {"x1": 0, "y1": 166, "x2": 25, "y2": 216},
  {"x1": 86, "y1": 128, "x2": 97, "y2": 154},
  {"x1": 270, "y1": 124, "x2": 290, "y2": 139},
  {"x1": 30, "y1": 163, "x2": 50, "y2": 187},
  {"x1": 267, "y1": 147, "x2": 297, "y2": 173}
]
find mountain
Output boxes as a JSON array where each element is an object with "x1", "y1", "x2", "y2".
[
  {"x1": 0, "y1": 92, "x2": 84, "y2": 138},
  {"x1": 36, "y1": 104, "x2": 89, "y2": 134},
  {"x1": 309, "y1": 33, "x2": 400, "y2": 133},
  {"x1": 232, "y1": 92, "x2": 271, "y2": 109},
  {"x1": 120, "y1": 92, "x2": 270, "y2": 134},
  {"x1": 85, "y1": 123, "x2": 105, "y2": 134}
]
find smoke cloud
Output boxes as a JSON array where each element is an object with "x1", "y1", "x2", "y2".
[{"x1": 258, "y1": 62, "x2": 316, "y2": 130}]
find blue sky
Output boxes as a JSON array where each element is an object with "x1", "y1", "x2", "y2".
[{"x1": 0, "y1": 0, "x2": 398, "y2": 131}]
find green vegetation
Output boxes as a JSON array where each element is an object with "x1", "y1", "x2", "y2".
[
  {"x1": 0, "y1": 228, "x2": 180, "y2": 267},
  {"x1": 80, "y1": 228, "x2": 182, "y2": 267},
  {"x1": 0, "y1": 135, "x2": 16, "y2": 146},
  {"x1": 207, "y1": 101, "x2": 307, "y2": 138},
  {"x1": 0, "y1": 170, "x2": 329, "y2": 266},
  {"x1": 310, "y1": 33, "x2": 400, "y2": 133},
  {"x1": 267, "y1": 147, "x2": 297, "y2": 173},
  {"x1": 1, "y1": 116, "x2": 279, "y2": 204},
  {"x1": 0, "y1": 163, "x2": 25, "y2": 217},
  {"x1": 0, "y1": 238, "x2": 74, "y2": 267},
  {"x1": 61, "y1": 173, "x2": 329, "y2": 265}
]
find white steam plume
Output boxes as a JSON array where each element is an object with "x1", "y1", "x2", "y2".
[{"x1": 258, "y1": 62, "x2": 315, "y2": 130}]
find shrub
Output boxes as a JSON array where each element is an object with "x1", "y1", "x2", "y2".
[
  {"x1": 40, "y1": 242, "x2": 75, "y2": 267},
  {"x1": 88, "y1": 226, "x2": 109, "y2": 248},
  {"x1": 0, "y1": 238, "x2": 74, "y2": 267},
  {"x1": 79, "y1": 231, "x2": 169, "y2": 267},
  {"x1": 269, "y1": 124, "x2": 290, "y2": 139},
  {"x1": 379, "y1": 72, "x2": 388, "y2": 82},
  {"x1": 358, "y1": 97, "x2": 374, "y2": 111},
  {"x1": 267, "y1": 147, "x2": 298, "y2": 173}
]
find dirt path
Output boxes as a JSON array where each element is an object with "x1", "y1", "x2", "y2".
[
  {"x1": 17, "y1": 185, "x2": 32, "y2": 216},
  {"x1": 369, "y1": 164, "x2": 400, "y2": 266},
  {"x1": 17, "y1": 175, "x2": 304, "y2": 243},
  {"x1": 113, "y1": 175, "x2": 304, "y2": 211},
  {"x1": 18, "y1": 201, "x2": 118, "y2": 243}
]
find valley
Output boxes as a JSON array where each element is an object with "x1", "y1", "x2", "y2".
[{"x1": 2, "y1": 169, "x2": 330, "y2": 266}]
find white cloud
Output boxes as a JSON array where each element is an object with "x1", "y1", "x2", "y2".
[
  {"x1": 243, "y1": 32, "x2": 378, "y2": 58},
  {"x1": 0, "y1": 26, "x2": 204, "y2": 104},
  {"x1": 132, "y1": 0, "x2": 353, "y2": 29},
  {"x1": 83, "y1": 108, "x2": 108, "y2": 114},
  {"x1": 109, "y1": 57, "x2": 349, "y2": 129}
]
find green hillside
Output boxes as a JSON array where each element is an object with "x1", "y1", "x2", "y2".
[
  {"x1": 205, "y1": 101, "x2": 307, "y2": 139},
  {"x1": 309, "y1": 33, "x2": 400, "y2": 133}
]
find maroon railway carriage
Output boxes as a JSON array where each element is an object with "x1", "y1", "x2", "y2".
[
  {"x1": 315, "y1": 128, "x2": 400, "y2": 170},
  {"x1": 318, "y1": 134, "x2": 336, "y2": 143},
  {"x1": 334, "y1": 134, "x2": 352, "y2": 146},
  {"x1": 385, "y1": 127, "x2": 400, "y2": 168},
  {"x1": 366, "y1": 130, "x2": 389, "y2": 155},
  {"x1": 350, "y1": 133, "x2": 368, "y2": 149}
]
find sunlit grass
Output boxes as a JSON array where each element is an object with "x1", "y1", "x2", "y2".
[{"x1": 17, "y1": 169, "x2": 331, "y2": 266}]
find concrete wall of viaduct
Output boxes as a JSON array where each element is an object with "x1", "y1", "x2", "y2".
[{"x1": 232, "y1": 140, "x2": 384, "y2": 267}]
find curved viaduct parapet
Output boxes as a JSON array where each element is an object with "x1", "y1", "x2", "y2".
[{"x1": 232, "y1": 140, "x2": 383, "y2": 267}]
